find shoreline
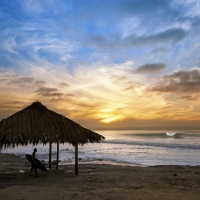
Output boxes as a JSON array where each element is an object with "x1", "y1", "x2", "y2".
[
  {"x1": 1, "y1": 151, "x2": 146, "y2": 168},
  {"x1": 1, "y1": 151, "x2": 200, "y2": 169},
  {"x1": 56, "y1": 158, "x2": 146, "y2": 167},
  {"x1": 0, "y1": 152, "x2": 200, "y2": 200}
]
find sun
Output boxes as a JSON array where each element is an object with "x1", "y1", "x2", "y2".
[
  {"x1": 96, "y1": 108, "x2": 125, "y2": 123},
  {"x1": 101, "y1": 115, "x2": 124, "y2": 123},
  {"x1": 101, "y1": 117, "x2": 116, "y2": 123}
]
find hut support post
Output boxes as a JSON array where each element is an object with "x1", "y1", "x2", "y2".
[
  {"x1": 56, "y1": 141, "x2": 59, "y2": 169},
  {"x1": 49, "y1": 142, "x2": 52, "y2": 169},
  {"x1": 75, "y1": 144, "x2": 78, "y2": 175}
]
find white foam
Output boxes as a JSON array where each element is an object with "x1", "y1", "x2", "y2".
[{"x1": 166, "y1": 132, "x2": 176, "y2": 136}]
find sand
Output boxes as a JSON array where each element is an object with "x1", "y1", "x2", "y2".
[{"x1": 0, "y1": 153, "x2": 200, "y2": 200}]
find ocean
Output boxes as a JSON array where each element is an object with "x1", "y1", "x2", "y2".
[{"x1": 1, "y1": 130, "x2": 200, "y2": 166}]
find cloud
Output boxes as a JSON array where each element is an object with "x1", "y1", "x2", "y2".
[
  {"x1": 9, "y1": 77, "x2": 35, "y2": 85},
  {"x1": 178, "y1": 95, "x2": 200, "y2": 101},
  {"x1": 0, "y1": 69, "x2": 7, "y2": 73},
  {"x1": 35, "y1": 80, "x2": 46, "y2": 86},
  {"x1": 189, "y1": 16, "x2": 200, "y2": 27},
  {"x1": 0, "y1": 0, "x2": 197, "y2": 72},
  {"x1": 65, "y1": 93, "x2": 75, "y2": 97},
  {"x1": 150, "y1": 47, "x2": 169, "y2": 54},
  {"x1": 51, "y1": 94, "x2": 75, "y2": 101},
  {"x1": 7, "y1": 77, "x2": 46, "y2": 88},
  {"x1": 35, "y1": 87, "x2": 63, "y2": 97},
  {"x1": 0, "y1": 78, "x2": 8, "y2": 82},
  {"x1": 0, "y1": 101, "x2": 26, "y2": 119},
  {"x1": 59, "y1": 82, "x2": 69, "y2": 87},
  {"x1": 0, "y1": 68, "x2": 47, "y2": 91},
  {"x1": 122, "y1": 81, "x2": 144, "y2": 91},
  {"x1": 89, "y1": 28, "x2": 188, "y2": 50},
  {"x1": 150, "y1": 69, "x2": 200, "y2": 93},
  {"x1": 118, "y1": 0, "x2": 173, "y2": 16},
  {"x1": 125, "y1": 28, "x2": 188, "y2": 46},
  {"x1": 135, "y1": 63, "x2": 166, "y2": 73}
]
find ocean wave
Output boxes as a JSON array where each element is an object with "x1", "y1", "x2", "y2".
[
  {"x1": 122, "y1": 132, "x2": 200, "y2": 138},
  {"x1": 102, "y1": 139, "x2": 200, "y2": 150}
]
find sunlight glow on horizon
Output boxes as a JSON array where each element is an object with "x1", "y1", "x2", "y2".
[{"x1": 0, "y1": 0, "x2": 200, "y2": 130}]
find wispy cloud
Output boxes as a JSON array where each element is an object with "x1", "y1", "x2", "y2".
[
  {"x1": 150, "y1": 47, "x2": 169, "y2": 54},
  {"x1": 59, "y1": 82, "x2": 69, "y2": 87},
  {"x1": 125, "y1": 28, "x2": 188, "y2": 46},
  {"x1": 178, "y1": 95, "x2": 200, "y2": 101},
  {"x1": 35, "y1": 87, "x2": 63, "y2": 97}
]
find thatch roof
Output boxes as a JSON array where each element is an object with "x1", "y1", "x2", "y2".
[{"x1": 0, "y1": 102, "x2": 105, "y2": 149}]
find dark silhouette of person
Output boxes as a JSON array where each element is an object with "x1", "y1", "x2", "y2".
[{"x1": 29, "y1": 148, "x2": 39, "y2": 177}]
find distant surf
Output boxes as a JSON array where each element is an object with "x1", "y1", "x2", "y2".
[
  {"x1": 1, "y1": 130, "x2": 200, "y2": 166},
  {"x1": 166, "y1": 132, "x2": 176, "y2": 136},
  {"x1": 122, "y1": 132, "x2": 200, "y2": 138}
]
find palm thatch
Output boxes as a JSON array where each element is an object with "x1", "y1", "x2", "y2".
[{"x1": 0, "y1": 101, "x2": 105, "y2": 149}]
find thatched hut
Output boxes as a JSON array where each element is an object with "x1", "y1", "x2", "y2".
[{"x1": 0, "y1": 102, "x2": 105, "y2": 175}]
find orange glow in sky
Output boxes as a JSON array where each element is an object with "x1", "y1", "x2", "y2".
[{"x1": 0, "y1": 1, "x2": 200, "y2": 130}]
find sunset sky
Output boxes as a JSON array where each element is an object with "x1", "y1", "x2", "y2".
[{"x1": 0, "y1": 0, "x2": 200, "y2": 130}]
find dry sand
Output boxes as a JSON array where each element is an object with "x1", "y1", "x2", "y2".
[{"x1": 0, "y1": 153, "x2": 200, "y2": 200}]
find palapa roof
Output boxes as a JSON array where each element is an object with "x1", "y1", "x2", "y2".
[{"x1": 0, "y1": 102, "x2": 105, "y2": 149}]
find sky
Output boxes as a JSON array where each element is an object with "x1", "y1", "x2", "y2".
[{"x1": 0, "y1": 0, "x2": 200, "y2": 130}]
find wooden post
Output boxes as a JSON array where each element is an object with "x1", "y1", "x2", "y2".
[
  {"x1": 56, "y1": 141, "x2": 59, "y2": 169},
  {"x1": 49, "y1": 142, "x2": 52, "y2": 169},
  {"x1": 75, "y1": 143, "x2": 78, "y2": 175}
]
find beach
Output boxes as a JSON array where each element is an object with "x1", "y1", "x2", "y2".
[{"x1": 0, "y1": 153, "x2": 200, "y2": 200}]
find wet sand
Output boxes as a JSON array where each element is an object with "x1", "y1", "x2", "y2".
[{"x1": 0, "y1": 153, "x2": 200, "y2": 200}]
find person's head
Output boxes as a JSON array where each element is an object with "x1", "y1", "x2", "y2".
[{"x1": 34, "y1": 148, "x2": 37, "y2": 152}]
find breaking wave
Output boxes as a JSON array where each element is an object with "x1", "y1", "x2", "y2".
[
  {"x1": 122, "y1": 132, "x2": 200, "y2": 139},
  {"x1": 102, "y1": 139, "x2": 200, "y2": 150}
]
